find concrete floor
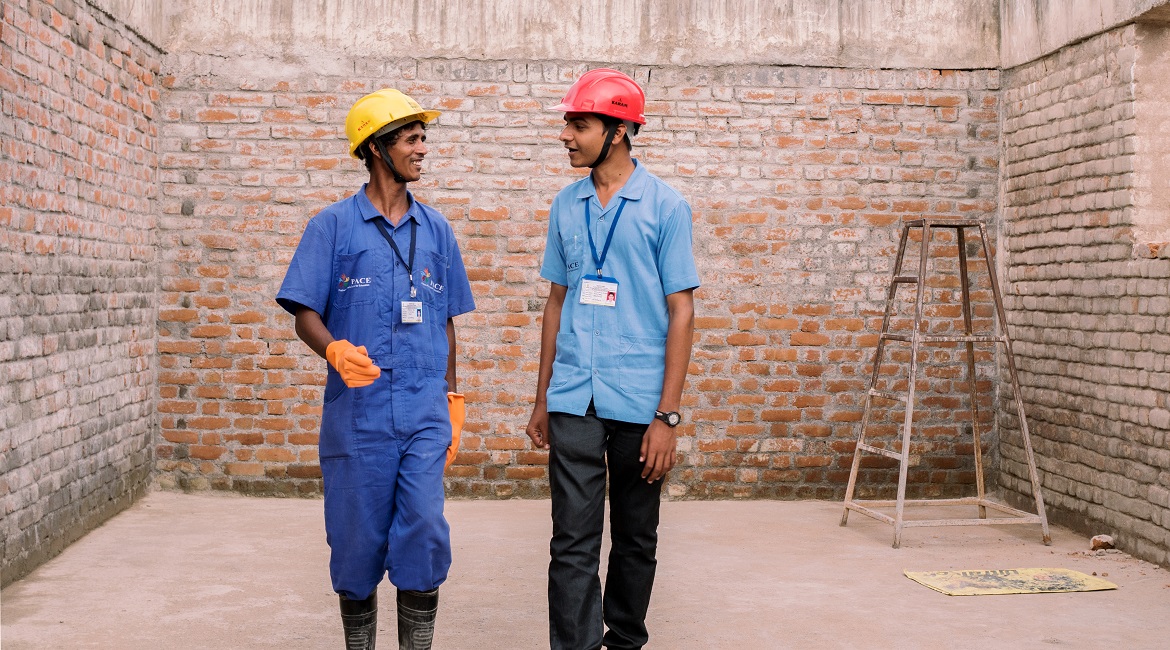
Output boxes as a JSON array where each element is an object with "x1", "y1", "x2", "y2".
[{"x1": 2, "y1": 492, "x2": 1168, "y2": 649}]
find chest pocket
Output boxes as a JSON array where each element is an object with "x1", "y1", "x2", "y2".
[{"x1": 332, "y1": 249, "x2": 379, "y2": 308}]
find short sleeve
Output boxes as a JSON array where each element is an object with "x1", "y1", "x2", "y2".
[
  {"x1": 657, "y1": 198, "x2": 701, "y2": 295},
  {"x1": 276, "y1": 219, "x2": 334, "y2": 316},
  {"x1": 540, "y1": 198, "x2": 569, "y2": 287},
  {"x1": 443, "y1": 231, "x2": 476, "y2": 319}
]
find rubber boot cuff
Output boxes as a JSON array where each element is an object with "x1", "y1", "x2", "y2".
[
  {"x1": 340, "y1": 591, "x2": 378, "y2": 650},
  {"x1": 397, "y1": 588, "x2": 438, "y2": 650}
]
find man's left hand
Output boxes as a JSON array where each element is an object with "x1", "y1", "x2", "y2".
[{"x1": 639, "y1": 419, "x2": 677, "y2": 483}]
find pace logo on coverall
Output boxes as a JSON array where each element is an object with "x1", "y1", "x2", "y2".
[
  {"x1": 421, "y1": 267, "x2": 444, "y2": 294},
  {"x1": 338, "y1": 274, "x2": 372, "y2": 292}
]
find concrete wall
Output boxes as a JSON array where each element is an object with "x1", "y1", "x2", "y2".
[
  {"x1": 1133, "y1": 23, "x2": 1170, "y2": 247},
  {"x1": 0, "y1": 0, "x2": 161, "y2": 586},
  {"x1": 100, "y1": 0, "x2": 1001, "y2": 69},
  {"x1": 1001, "y1": 0, "x2": 1170, "y2": 67},
  {"x1": 88, "y1": 0, "x2": 167, "y2": 49},
  {"x1": 1000, "y1": 22, "x2": 1170, "y2": 566}
]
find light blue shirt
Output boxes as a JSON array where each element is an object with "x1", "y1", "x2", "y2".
[{"x1": 540, "y1": 160, "x2": 700, "y2": 424}]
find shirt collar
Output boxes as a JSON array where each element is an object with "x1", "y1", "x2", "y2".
[
  {"x1": 356, "y1": 183, "x2": 421, "y2": 225},
  {"x1": 575, "y1": 158, "x2": 648, "y2": 203}
]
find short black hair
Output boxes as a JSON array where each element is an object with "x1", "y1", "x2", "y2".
[{"x1": 357, "y1": 120, "x2": 426, "y2": 171}]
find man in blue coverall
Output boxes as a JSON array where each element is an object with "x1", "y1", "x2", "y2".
[
  {"x1": 525, "y1": 69, "x2": 700, "y2": 650},
  {"x1": 276, "y1": 89, "x2": 475, "y2": 650}
]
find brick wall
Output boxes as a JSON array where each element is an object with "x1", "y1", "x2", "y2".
[
  {"x1": 1001, "y1": 23, "x2": 1170, "y2": 566},
  {"x1": 155, "y1": 56, "x2": 1001, "y2": 500},
  {"x1": 0, "y1": 0, "x2": 160, "y2": 586}
]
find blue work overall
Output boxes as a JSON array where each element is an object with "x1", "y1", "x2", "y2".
[{"x1": 277, "y1": 186, "x2": 475, "y2": 599}]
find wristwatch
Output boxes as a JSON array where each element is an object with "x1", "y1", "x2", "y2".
[{"x1": 654, "y1": 410, "x2": 681, "y2": 427}]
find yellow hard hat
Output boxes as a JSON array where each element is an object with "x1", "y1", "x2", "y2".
[{"x1": 345, "y1": 89, "x2": 441, "y2": 158}]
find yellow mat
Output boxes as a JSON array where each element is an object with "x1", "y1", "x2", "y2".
[{"x1": 904, "y1": 568, "x2": 1117, "y2": 596}]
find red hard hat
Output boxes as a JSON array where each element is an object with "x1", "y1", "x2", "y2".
[{"x1": 551, "y1": 68, "x2": 646, "y2": 125}]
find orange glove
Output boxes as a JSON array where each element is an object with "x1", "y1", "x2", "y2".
[
  {"x1": 325, "y1": 340, "x2": 381, "y2": 388},
  {"x1": 446, "y1": 392, "x2": 465, "y2": 469}
]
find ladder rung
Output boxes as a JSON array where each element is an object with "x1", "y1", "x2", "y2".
[
  {"x1": 892, "y1": 275, "x2": 919, "y2": 284},
  {"x1": 904, "y1": 218, "x2": 982, "y2": 228},
  {"x1": 879, "y1": 333, "x2": 1006, "y2": 344},
  {"x1": 919, "y1": 334, "x2": 1004, "y2": 344},
  {"x1": 880, "y1": 333, "x2": 911, "y2": 342},
  {"x1": 868, "y1": 388, "x2": 906, "y2": 402},
  {"x1": 857, "y1": 442, "x2": 902, "y2": 460}
]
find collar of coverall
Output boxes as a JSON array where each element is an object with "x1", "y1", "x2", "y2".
[{"x1": 355, "y1": 184, "x2": 422, "y2": 225}]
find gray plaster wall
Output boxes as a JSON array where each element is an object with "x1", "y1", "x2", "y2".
[
  {"x1": 1134, "y1": 23, "x2": 1170, "y2": 245},
  {"x1": 1001, "y1": 0, "x2": 1170, "y2": 67},
  {"x1": 94, "y1": 0, "x2": 1000, "y2": 69}
]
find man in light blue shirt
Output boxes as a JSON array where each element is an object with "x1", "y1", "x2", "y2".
[{"x1": 525, "y1": 69, "x2": 699, "y2": 650}]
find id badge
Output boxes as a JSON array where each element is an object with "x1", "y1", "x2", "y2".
[
  {"x1": 580, "y1": 276, "x2": 619, "y2": 307},
  {"x1": 402, "y1": 301, "x2": 423, "y2": 323}
]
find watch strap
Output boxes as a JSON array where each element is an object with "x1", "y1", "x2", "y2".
[{"x1": 655, "y1": 410, "x2": 681, "y2": 427}]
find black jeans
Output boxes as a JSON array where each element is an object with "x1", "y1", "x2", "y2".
[{"x1": 548, "y1": 405, "x2": 663, "y2": 650}]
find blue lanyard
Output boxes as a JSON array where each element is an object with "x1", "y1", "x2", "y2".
[
  {"x1": 374, "y1": 217, "x2": 417, "y2": 298},
  {"x1": 584, "y1": 197, "x2": 627, "y2": 278}
]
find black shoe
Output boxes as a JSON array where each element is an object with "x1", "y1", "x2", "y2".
[
  {"x1": 340, "y1": 591, "x2": 378, "y2": 650},
  {"x1": 396, "y1": 588, "x2": 438, "y2": 650}
]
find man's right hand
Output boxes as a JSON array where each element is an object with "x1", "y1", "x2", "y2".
[
  {"x1": 325, "y1": 340, "x2": 382, "y2": 388},
  {"x1": 525, "y1": 402, "x2": 551, "y2": 450}
]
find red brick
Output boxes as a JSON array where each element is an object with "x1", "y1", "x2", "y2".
[
  {"x1": 225, "y1": 462, "x2": 264, "y2": 476},
  {"x1": 287, "y1": 464, "x2": 323, "y2": 479},
  {"x1": 190, "y1": 445, "x2": 225, "y2": 460},
  {"x1": 791, "y1": 332, "x2": 830, "y2": 346}
]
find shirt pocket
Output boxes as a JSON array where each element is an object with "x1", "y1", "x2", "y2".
[
  {"x1": 617, "y1": 335, "x2": 666, "y2": 394},
  {"x1": 332, "y1": 249, "x2": 378, "y2": 308}
]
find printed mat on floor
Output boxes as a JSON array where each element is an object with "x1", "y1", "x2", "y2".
[{"x1": 903, "y1": 568, "x2": 1117, "y2": 595}]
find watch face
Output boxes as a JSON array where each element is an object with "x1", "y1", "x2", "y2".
[{"x1": 667, "y1": 412, "x2": 680, "y2": 426}]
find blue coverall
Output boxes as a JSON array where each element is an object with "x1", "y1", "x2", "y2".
[{"x1": 277, "y1": 185, "x2": 475, "y2": 599}]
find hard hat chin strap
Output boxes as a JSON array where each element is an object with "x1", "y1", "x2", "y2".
[
  {"x1": 589, "y1": 122, "x2": 622, "y2": 169},
  {"x1": 374, "y1": 138, "x2": 407, "y2": 184}
]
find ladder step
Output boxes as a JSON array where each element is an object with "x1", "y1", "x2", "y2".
[
  {"x1": 919, "y1": 334, "x2": 1005, "y2": 344},
  {"x1": 892, "y1": 275, "x2": 919, "y2": 284},
  {"x1": 904, "y1": 218, "x2": 982, "y2": 228},
  {"x1": 868, "y1": 388, "x2": 906, "y2": 402},
  {"x1": 880, "y1": 333, "x2": 1006, "y2": 344},
  {"x1": 880, "y1": 333, "x2": 911, "y2": 342},
  {"x1": 857, "y1": 442, "x2": 902, "y2": 460}
]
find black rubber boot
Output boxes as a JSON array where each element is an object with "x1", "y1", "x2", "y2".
[
  {"x1": 339, "y1": 591, "x2": 378, "y2": 650},
  {"x1": 396, "y1": 588, "x2": 438, "y2": 650}
]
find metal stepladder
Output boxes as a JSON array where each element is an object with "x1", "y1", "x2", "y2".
[{"x1": 840, "y1": 218, "x2": 1050, "y2": 548}]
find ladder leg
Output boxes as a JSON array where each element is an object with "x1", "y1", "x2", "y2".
[
  {"x1": 843, "y1": 224, "x2": 912, "y2": 526},
  {"x1": 840, "y1": 399, "x2": 873, "y2": 527},
  {"x1": 979, "y1": 224, "x2": 1051, "y2": 544},
  {"x1": 894, "y1": 223, "x2": 931, "y2": 548},
  {"x1": 958, "y1": 226, "x2": 987, "y2": 518}
]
